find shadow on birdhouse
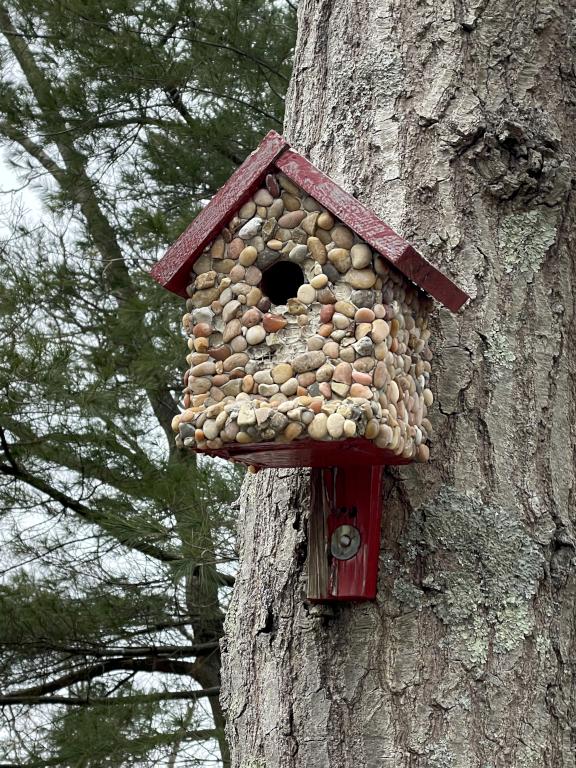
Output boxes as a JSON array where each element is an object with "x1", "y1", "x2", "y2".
[{"x1": 151, "y1": 131, "x2": 469, "y2": 602}]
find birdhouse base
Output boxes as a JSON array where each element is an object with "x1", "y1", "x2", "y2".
[
  {"x1": 196, "y1": 437, "x2": 412, "y2": 470},
  {"x1": 307, "y1": 465, "x2": 384, "y2": 602}
]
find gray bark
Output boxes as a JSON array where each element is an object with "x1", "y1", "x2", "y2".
[{"x1": 221, "y1": 1, "x2": 576, "y2": 765}]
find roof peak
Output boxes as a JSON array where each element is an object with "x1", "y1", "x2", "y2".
[{"x1": 150, "y1": 131, "x2": 469, "y2": 312}]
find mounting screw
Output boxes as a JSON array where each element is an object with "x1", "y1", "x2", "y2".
[{"x1": 331, "y1": 525, "x2": 361, "y2": 560}]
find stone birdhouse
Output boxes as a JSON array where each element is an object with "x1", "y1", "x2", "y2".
[{"x1": 151, "y1": 131, "x2": 469, "y2": 601}]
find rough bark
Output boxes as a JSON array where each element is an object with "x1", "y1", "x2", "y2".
[{"x1": 221, "y1": 1, "x2": 576, "y2": 766}]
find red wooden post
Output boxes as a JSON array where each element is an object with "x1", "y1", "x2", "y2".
[{"x1": 307, "y1": 465, "x2": 384, "y2": 602}]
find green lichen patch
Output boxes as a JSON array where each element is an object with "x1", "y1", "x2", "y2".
[
  {"x1": 483, "y1": 329, "x2": 516, "y2": 376},
  {"x1": 498, "y1": 208, "x2": 558, "y2": 277},
  {"x1": 398, "y1": 488, "x2": 544, "y2": 666}
]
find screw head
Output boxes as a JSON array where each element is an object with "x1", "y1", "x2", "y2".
[{"x1": 331, "y1": 525, "x2": 361, "y2": 560}]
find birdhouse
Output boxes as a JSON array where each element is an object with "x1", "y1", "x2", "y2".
[{"x1": 151, "y1": 131, "x2": 469, "y2": 602}]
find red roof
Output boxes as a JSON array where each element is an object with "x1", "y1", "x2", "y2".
[{"x1": 150, "y1": 130, "x2": 469, "y2": 312}]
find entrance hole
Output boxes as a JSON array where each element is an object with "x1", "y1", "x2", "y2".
[{"x1": 260, "y1": 260, "x2": 305, "y2": 305}]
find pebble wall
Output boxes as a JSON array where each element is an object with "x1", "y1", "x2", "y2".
[{"x1": 172, "y1": 172, "x2": 434, "y2": 462}]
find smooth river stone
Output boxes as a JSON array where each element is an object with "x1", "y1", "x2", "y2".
[
  {"x1": 317, "y1": 211, "x2": 334, "y2": 230},
  {"x1": 208, "y1": 345, "x2": 231, "y2": 362},
  {"x1": 334, "y1": 300, "x2": 355, "y2": 318},
  {"x1": 350, "y1": 383, "x2": 372, "y2": 399},
  {"x1": 308, "y1": 413, "x2": 328, "y2": 439},
  {"x1": 245, "y1": 266, "x2": 262, "y2": 285},
  {"x1": 230, "y1": 264, "x2": 246, "y2": 282},
  {"x1": 308, "y1": 237, "x2": 327, "y2": 264},
  {"x1": 281, "y1": 192, "x2": 301, "y2": 211},
  {"x1": 222, "y1": 318, "x2": 242, "y2": 344},
  {"x1": 333, "y1": 362, "x2": 352, "y2": 384},
  {"x1": 352, "y1": 371, "x2": 372, "y2": 386},
  {"x1": 239, "y1": 246, "x2": 258, "y2": 266},
  {"x1": 297, "y1": 283, "x2": 316, "y2": 304},
  {"x1": 355, "y1": 308, "x2": 375, "y2": 323},
  {"x1": 326, "y1": 413, "x2": 345, "y2": 439},
  {"x1": 332, "y1": 312, "x2": 351, "y2": 330},
  {"x1": 350, "y1": 243, "x2": 372, "y2": 269},
  {"x1": 311, "y1": 273, "x2": 328, "y2": 289},
  {"x1": 238, "y1": 217, "x2": 263, "y2": 239},
  {"x1": 254, "y1": 189, "x2": 274, "y2": 206},
  {"x1": 222, "y1": 300, "x2": 241, "y2": 322},
  {"x1": 246, "y1": 287, "x2": 262, "y2": 306},
  {"x1": 317, "y1": 288, "x2": 336, "y2": 304},
  {"x1": 373, "y1": 361, "x2": 387, "y2": 388},
  {"x1": 190, "y1": 286, "x2": 221, "y2": 308},
  {"x1": 258, "y1": 383, "x2": 279, "y2": 396},
  {"x1": 387, "y1": 380, "x2": 400, "y2": 403},
  {"x1": 423, "y1": 388, "x2": 434, "y2": 406},
  {"x1": 228, "y1": 238, "x2": 245, "y2": 259},
  {"x1": 320, "y1": 305, "x2": 335, "y2": 323},
  {"x1": 272, "y1": 363, "x2": 294, "y2": 384},
  {"x1": 223, "y1": 352, "x2": 249, "y2": 372},
  {"x1": 371, "y1": 319, "x2": 390, "y2": 342},
  {"x1": 246, "y1": 325, "x2": 266, "y2": 345},
  {"x1": 292, "y1": 351, "x2": 326, "y2": 373},
  {"x1": 345, "y1": 269, "x2": 377, "y2": 289},
  {"x1": 330, "y1": 225, "x2": 354, "y2": 249},
  {"x1": 355, "y1": 323, "x2": 372, "y2": 340},
  {"x1": 278, "y1": 210, "x2": 306, "y2": 228},
  {"x1": 289, "y1": 244, "x2": 308, "y2": 263},
  {"x1": 191, "y1": 361, "x2": 216, "y2": 377},
  {"x1": 302, "y1": 212, "x2": 319, "y2": 235},
  {"x1": 262, "y1": 313, "x2": 287, "y2": 332},
  {"x1": 316, "y1": 363, "x2": 334, "y2": 382},
  {"x1": 328, "y1": 248, "x2": 351, "y2": 273},
  {"x1": 280, "y1": 378, "x2": 298, "y2": 396},
  {"x1": 241, "y1": 308, "x2": 261, "y2": 327},
  {"x1": 307, "y1": 335, "x2": 325, "y2": 351},
  {"x1": 239, "y1": 201, "x2": 257, "y2": 219},
  {"x1": 230, "y1": 335, "x2": 248, "y2": 352},
  {"x1": 350, "y1": 289, "x2": 378, "y2": 308},
  {"x1": 323, "y1": 341, "x2": 339, "y2": 358}
]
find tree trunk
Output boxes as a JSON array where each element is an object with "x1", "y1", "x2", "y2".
[{"x1": 221, "y1": 1, "x2": 576, "y2": 765}]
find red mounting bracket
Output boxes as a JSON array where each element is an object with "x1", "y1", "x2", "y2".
[{"x1": 307, "y1": 465, "x2": 384, "y2": 601}]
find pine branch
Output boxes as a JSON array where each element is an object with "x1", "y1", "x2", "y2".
[
  {"x1": 0, "y1": 687, "x2": 219, "y2": 707},
  {"x1": 4, "y1": 657, "x2": 201, "y2": 699},
  {"x1": 0, "y1": 428, "x2": 181, "y2": 564},
  {"x1": 48, "y1": 642, "x2": 220, "y2": 658}
]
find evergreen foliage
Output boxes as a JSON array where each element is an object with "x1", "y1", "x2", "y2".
[{"x1": 0, "y1": 1, "x2": 295, "y2": 765}]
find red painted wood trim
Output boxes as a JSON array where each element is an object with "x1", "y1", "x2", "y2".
[
  {"x1": 308, "y1": 465, "x2": 384, "y2": 601},
  {"x1": 193, "y1": 437, "x2": 412, "y2": 469},
  {"x1": 150, "y1": 130, "x2": 289, "y2": 297},
  {"x1": 275, "y1": 149, "x2": 469, "y2": 312}
]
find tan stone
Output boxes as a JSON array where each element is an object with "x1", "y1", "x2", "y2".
[
  {"x1": 308, "y1": 237, "x2": 327, "y2": 264},
  {"x1": 345, "y1": 269, "x2": 377, "y2": 289},
  {"x1": 272, "y1": 364, "x2": 294, "y2": 385},
  {"x1": 331, "y1": 225, "x2": 354, "y2": 249},
  {"x1": 317, "y1": 211, "x2": 334, "y2": 230}
]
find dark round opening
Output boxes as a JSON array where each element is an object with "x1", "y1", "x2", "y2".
[{"x1": 260, "y1": 260, "x2": 305, "y2": 305}]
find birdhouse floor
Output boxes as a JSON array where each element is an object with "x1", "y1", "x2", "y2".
[{"x1": 194, "y1": 437, "x2": 412, "y2": 469}]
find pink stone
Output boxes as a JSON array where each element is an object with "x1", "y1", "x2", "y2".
[
  {"x1": 350, "y1": 383, "x2": 373, "y2": 399},
  {"x1": 278, "y1": 210, "x2": 306, "y2": 228},
  {"x1": 319, "y1": 381, "x2": 332, "y2": 398},
  {"x1": 352, "y1": 371, "x2": 372, "y2": 386},
  {"x1": 228, "y1": 238, "x2": 244, "y2": 259},
  {"x1": 241, "y1": 308, "x2": 262, "y2": 327},
  {"x1": 323, "y1": 341, "x2": 339, "y2": 358},
  {"x1": 193, "y1": 323, "x2": 212, "y2": 337},
  {"x1": 333, "y1": 362, "x2": 352, "y2": 385},
  {"x1": 355, "y1": 308, "x2": 375, "y2": 323},
  {"x1": 320, "y1": 304, "x2": 335, "y2": 323},
  {"x1": 208, "y1": 345, "x2": 231, "y2": 361}
]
